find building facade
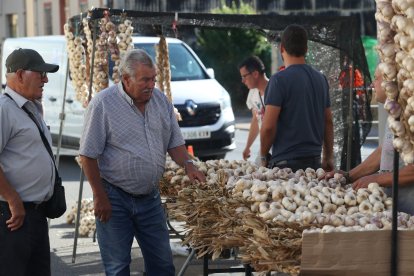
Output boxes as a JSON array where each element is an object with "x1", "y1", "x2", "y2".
[{"x1": 0, "y1": 0, "x2": 104, "y2": 42}]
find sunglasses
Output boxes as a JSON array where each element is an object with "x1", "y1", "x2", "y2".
[
  {"x1": 39, "y1": 71, "x2": 48, "y2": 78},
  {"x1": 22, "y1": 70, "x2": 47, "y2": 78},
  {"x1": 33, "y1": 71, "x2": 48, "y2": 78}
]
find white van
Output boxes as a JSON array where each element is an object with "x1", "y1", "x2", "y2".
[{"x1": 1, "y1": 35, "x2": 236, "y2": 160}]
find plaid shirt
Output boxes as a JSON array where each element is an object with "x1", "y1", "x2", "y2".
[{"x1": 79, "y1": 83, "x2": 184, "y2": 195}]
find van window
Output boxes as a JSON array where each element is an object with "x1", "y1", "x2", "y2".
[{"x1": 109, "y1": 43, "x2": 208, "y2": 81}]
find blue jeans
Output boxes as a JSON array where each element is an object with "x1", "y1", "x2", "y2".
[{"x1": 96, "y1": 181, "x2": 175, "y2": 276}]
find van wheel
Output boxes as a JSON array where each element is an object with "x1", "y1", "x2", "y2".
[{"x1": 199, "y1": 154, "x2": 226, "y2": 161}]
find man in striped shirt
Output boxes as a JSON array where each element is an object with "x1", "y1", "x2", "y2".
[{"x1": 80, "y1": 49, "x2": 205, "y2": 276}]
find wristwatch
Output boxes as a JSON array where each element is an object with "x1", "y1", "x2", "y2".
[
  {"x1": 260, "y1": 156, "x2": 268, "y2": 162},
  {"x1": 343, "y1": 171, "x2": 351, "y2": 183},
  {"x1": 184, "y1": 159, "x2": 195, "y2": 168}
]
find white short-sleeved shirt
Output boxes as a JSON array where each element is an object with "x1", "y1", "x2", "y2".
[
  {"x1": 246, "y1": 88, "x2": 265, "y2": 128},
  {"x1": 0, "y1": 87, "x2": 55, "y2": 202},
  {"x1": 380, "y1": 121, "x2": 404, "y2": 171},
  {"x1": 380, "y1": 120, "x2": 414, "y2": 214}
]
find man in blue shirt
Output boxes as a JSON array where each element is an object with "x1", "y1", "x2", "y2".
[
  {"x1": 80, "y1": 49, "x2": 205, "y2": 276},
  {"x1": 260, "y1": 24, "x2": 334, "y2": 172}
]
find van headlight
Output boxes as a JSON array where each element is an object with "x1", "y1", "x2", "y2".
[{"x1": 219, "y1": 90, "x2": 232, "y2": 110}]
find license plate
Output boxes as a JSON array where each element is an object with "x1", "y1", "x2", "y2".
[{"x1": 181, "y1": 130, "x2": 211, "y2": 140}]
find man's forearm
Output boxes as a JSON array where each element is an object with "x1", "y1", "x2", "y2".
[
  {"x1": 260, "y1": 127, "x2": 275, "y2": 157},
  {"x1": 323, "y1": 109, "x2": 334, "y2": 161},
  {"x1": 259, "y1": 105, "x2": 280, "y2": 158},
  {"x1": 349, "y1": 147, "x2": 381, "y2": 181},
  {"x1": 168, "y1": 145, "x2": 191, "y2": 168},
  {"x1": 246, "y1": 116, "x2": 259, "y2": 150},
  {"x1": 79, "y1": 155, "x2": 106, "y2": 197},
  {"x1": 375, "y1": 164, "x2": 414, "y2": 188}
]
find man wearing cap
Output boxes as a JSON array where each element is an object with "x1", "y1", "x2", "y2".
[{"x1": 0, "y1": 48, "x2": 59, "y2": 275}]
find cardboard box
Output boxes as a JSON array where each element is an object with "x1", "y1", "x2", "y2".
[{"x1": 300, "y1": 230, "x2": 414, "y2": 276}]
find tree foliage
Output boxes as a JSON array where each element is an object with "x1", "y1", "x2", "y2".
[{"x1": 195, "y1": 1, "x2": 271, "y2": 109}]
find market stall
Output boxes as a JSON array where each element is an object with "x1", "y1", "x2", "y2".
[{"x1": 63, "y1": 7, "x2": 385, "y2": 275}]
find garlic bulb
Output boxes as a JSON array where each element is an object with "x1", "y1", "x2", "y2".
[{"x1": 379, "y1": 62, "x2": 398, "y2": 80}]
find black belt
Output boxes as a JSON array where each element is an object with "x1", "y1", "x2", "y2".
[
  {"x1": 273, "y1": 155, "x2": 320, "y2": 166},
  {"x1": 0, "y1": 201, "x2": 46, "y2": 211},
  {"x1": 102, "y1": 179, "x2": 153, "y2": 199}
]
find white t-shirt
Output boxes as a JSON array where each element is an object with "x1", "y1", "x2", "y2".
[
  {"x1": 246, "y1": 88, "x2": 265, "y2": 128},
  {"x1": 380, "y1": 120, "x2": 414, "y2": 214},
  {"x1": 380, "y1": 120, "x2": 404, "y2": 171},
  {"x1": 246, "y1": 88, "x2": 265, "y2": 165}
]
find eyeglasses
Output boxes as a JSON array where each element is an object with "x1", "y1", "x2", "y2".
[
  {"x1": 241, "y1": 72, "x2": 252, "y2": 80},
  {"x1": 32, "y1": 71, "x2": 47, "y2": 78},
  {"x1": 15, "y1": 69, "x2": 47, "y2": 79},
  {"x1": 38, "y1": 72, "x2": 48, "y2": 78},
  {"x1": 24, "y1": 70, "x2": 47, "y2": 79}
]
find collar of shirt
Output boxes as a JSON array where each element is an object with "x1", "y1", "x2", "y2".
[
  {"x1": 5, "y1": 86, "x2": 44, "y2": 115},
  {"x1": 5, "y1": 86, "x2": 28, "y2": 108},
  {"x1": 118, "y1": 82, "x2": 134, "y2": 106}
]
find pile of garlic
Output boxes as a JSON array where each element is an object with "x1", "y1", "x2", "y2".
[
  {"x1": 162, "y1": 159, "x2": 414, "y2": 232},
  {"x1": 376, "y1": 0, "x2": 414, "y2": 163},
  {"x1": 161, "y1": 158, "x2": 256, "y2": 197},
  {"x1": 117, "y1": 19, "x2": 134, "y2": 57},
  {"x1": 156, "y1": 36, "x2": 172, "y2": 101},
  {"x1": 155, "y1": 36, "x2": 182, "y2": 120},
  {"x1": 106, "y1": 18, "x2": 120, "y2": 83},
  {"x1": 304, "y1": 210, "x2": 414, "y2": 233},
  {"x1": 92, "y1": 16, "x2": 110, "y2": 93},
  {"x1": 66, "y1": 198, "x2": 96, "y2": 237},
  {"x1": 63, "y1": 14, "x2": 135, "y2": 106},
  {"x1": 230, "y1": 168, "x2": 396, "y2": 228},
  {"x1": 64, "y1": 24, "x2": 89, "y2": 107}
]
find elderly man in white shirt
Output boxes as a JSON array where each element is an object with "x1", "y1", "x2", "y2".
[{"x1": 0, "y1": 48, "x2": 59, "y2": 276}]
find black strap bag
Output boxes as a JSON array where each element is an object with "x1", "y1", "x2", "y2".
[{"x1": 22, "y1": 106, "x2": 67, "y2": 219}]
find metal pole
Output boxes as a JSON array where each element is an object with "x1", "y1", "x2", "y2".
[
  {"x1": 72, "y1": 18, "x2": 98, "y2": 263},
  {"x1": 55, "y1": 58, "x2": 70, "y2": 168},
  {"x1": 346, "y1": 60, "x2": 354, "y2": 171},
  {"x1": 391, "y1": 147, "x2": 399, "y2": 276},
  {"x1": 177, "y1": 249, "x2": 196, "y2": 276},
  {"x1": 71, "y1": 170, "x2": 85, "y2": 263}
]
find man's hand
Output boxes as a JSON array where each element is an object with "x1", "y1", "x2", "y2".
[
  {"x1": 261, "y1": 158, "x2": 268, "y2": 168},
  {"x1": 93, "y1": 192, "x2": 112, "y2": 223},
  {"x1": 318, "y1": 169, "x2": 346, "y2": 181},
  {"x1": 242, "y1": 148, "x2": 251, "y2": 160},
  {"x1": 6, "y1": 198, "x2": 25, "y2": 231},
  {"x1": 321, "y1": 158, "x2": 334, "y2": 172},
  {"x1": 185, "y1": 162, "x2": 206, "y2": 183},
  {"x1": 352, "y1": 174, "x2": 378, "y2": 190}
]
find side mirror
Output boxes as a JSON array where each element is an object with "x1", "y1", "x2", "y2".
[{"x1": 206, "y1": 68, "x2": 215, "y2": 79}]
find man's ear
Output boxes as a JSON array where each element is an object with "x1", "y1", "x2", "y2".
[
  {"x1": 122, "y1": 75, "x2": 130, "y2": 89},
  {"x1": 16, "y1": 70, "x2": 25, "y2": 83}
]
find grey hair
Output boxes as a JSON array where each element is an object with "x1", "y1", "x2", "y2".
[{"x1": 118, "y1": 49, "x2": 155, "y2": 78}]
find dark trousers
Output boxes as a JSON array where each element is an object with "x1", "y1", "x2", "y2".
[
  {"x1": 0, "y1": 202, "x2": 50, "y2": 276},
  {"x1": 269, "y1": 156, "x2": 321, "y2": 172}
]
